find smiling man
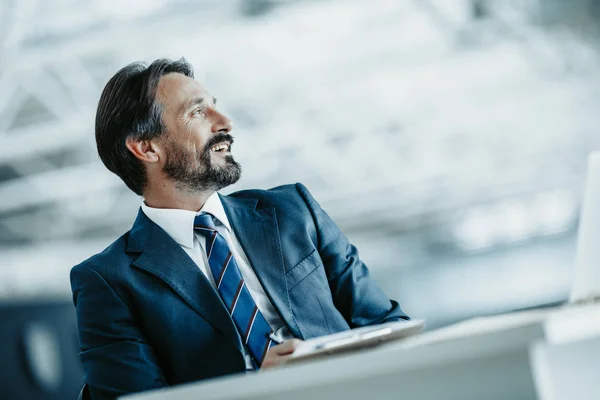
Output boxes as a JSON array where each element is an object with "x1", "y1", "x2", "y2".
[{"x1": 70, "y1": 58, "x2": 409, "y2": 399}]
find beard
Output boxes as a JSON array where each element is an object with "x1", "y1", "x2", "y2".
[{"x1": 162, "y1": 133, "x2": 242, "y2": 193}]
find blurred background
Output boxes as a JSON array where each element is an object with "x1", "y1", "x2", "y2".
[{"x1": 1, "y1": 0, "x2": 600, "y2": 398}]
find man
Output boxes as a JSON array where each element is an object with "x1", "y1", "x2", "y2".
[{"x1": 71, "y1": 58, "x2": 409, "y2": 399}]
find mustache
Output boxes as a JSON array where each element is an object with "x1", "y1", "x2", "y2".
[{"x1": 205, "y1": 133, "x2": 235, "y2": 152}]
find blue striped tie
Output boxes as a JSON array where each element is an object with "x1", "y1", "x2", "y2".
[{"x1": 194, "y1": 213, "x2": 273, "y2": 367}]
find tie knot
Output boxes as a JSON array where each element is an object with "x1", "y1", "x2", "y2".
[{"x1": 194, "y1": 213, "x2": 217, "y2": 233}]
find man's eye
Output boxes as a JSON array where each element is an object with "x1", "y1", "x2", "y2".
[{"x1": 193, "y1": 108, "x2": 205, "y2": 117}]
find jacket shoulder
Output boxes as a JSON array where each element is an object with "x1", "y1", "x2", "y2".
[{"x1": 70, "y1": 232, "x2": 132, "y2": 279}]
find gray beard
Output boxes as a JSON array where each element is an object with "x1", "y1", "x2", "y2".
[{"x1": 162, "y1": 140, "x2": 242, "y2": 193}]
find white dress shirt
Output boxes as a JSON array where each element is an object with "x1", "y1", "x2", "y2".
[{"x1": 141, "y1": 192, "x2": 292, "y2": 369}]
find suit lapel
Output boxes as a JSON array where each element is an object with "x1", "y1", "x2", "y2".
[
  {"x1": 126, "y1": 210, "x2": 242, "y2": 352},
  {"x1": 220, "y1": 195, "x2": 303, "y2": 339}
]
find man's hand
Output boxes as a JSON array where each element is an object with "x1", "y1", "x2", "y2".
[{"x1": 261, "y1": 339, "x2": 303, "y2": 369}]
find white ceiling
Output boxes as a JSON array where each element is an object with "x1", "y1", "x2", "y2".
[{"x1": 0, "y1": 0, "x2": 599, "y2": 262}]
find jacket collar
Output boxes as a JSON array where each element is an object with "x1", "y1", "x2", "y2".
[{"x1": 126, "y1": 194, "x2": 257, "y2": 253}]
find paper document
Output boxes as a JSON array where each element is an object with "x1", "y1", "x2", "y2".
[{"x1": 288, "y1": 319, "x2": 424, "y2": 363}]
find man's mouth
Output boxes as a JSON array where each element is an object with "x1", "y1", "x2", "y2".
[{"x1": 210, "y1": 142, "x2": 231, "y2": 153}]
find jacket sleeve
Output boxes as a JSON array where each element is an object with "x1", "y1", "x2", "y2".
[
  {"x1": 295, "y1": 183, "x2": 410, "y2": 327},
  {"x1": 71, "y1": 264, "x2": 168, "y2": 399}
]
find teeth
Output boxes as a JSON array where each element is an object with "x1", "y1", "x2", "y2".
[{"x1": 211, "y1": 143, "x2": 229, "y2": 151}]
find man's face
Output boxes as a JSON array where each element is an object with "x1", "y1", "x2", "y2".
[{"x1": 154, "y1": 73, "x2": 241, "y2": 192}]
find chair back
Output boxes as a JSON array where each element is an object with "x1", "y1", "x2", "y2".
[{"x1": 0, "y1": 300, "x2": 83, "y2": 400}]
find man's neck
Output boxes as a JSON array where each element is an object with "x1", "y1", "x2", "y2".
[{"x1": 143, "y1": 181, "x2": 215, "y2": 212}]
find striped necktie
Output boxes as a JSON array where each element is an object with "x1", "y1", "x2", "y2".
[{"x1": 194, "y1": 213, "x2": 273, "y2": 367}]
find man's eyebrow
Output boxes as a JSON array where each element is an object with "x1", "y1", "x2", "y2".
[
  {"x1": 183, "y1": 96, "x2": 217, "y2": 112},
  {"x1": 184, "y1": 97, "x2": 205, "y2": 112}
]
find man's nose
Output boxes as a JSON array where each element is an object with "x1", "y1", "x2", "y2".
[{"x1": 211, "y1": 109, "x2": 233, "y2": 134}]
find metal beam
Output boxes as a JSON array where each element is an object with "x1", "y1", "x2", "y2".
[
  {"x1": 4, "y1": 4, "x2": 235, "y2": 75},
  {"x1": 0, "y1": 115, "x2": 91, "y2": 165},
  {"x1": 0, "y1": 162, "x2": 122, "y2": 214}
]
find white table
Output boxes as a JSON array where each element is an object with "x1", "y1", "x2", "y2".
[{"x1": 123, "y1": 303, "x2": 600, "y2": 400}]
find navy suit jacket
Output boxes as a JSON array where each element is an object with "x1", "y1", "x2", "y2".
[{"x1": 71, "y1": 183, "x2": 408, "y2": 399}]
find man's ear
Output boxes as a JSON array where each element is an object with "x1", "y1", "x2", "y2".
[{"x1": 125, "y1": 137, "x2": 160, "y2": 163}]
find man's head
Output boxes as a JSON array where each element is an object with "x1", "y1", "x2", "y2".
[{"x1": 96, "y1": 58, "x2": 241, "y2": 196}]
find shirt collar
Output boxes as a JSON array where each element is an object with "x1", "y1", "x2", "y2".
[
  {"x1": 140, "y1": 192, "x2": 231, "y2": 249},
  {"x1": 202, "y1": 192, "x2": 232, "y2": 232}
]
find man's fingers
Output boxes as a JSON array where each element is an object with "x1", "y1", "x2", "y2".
[
  {"x1": 260, "y1": 339, "x2": 304, "y2": 370},
  {"x1": 271, "y1": 338, "x2": 302, "y2": 355},
  {"x1": 261, "y1": 352, "x2": 295, "y2": 369}
]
